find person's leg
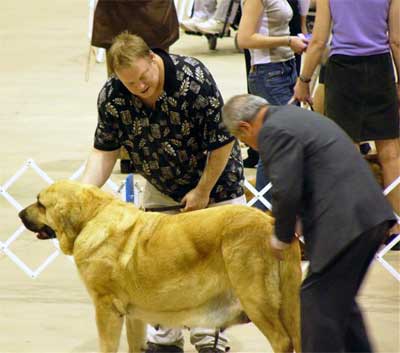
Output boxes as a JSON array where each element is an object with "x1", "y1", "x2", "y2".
[
  {"x1": 181, "y1": 0, "x2": 216, "y2": 32},
  {"x1": 193, "y1": 0, "x2": 216, "y2": 19},
  {"x1": 248, "y1": 59, "x2": 297, "y2": 210},
  {"x1": 142, "y1": 183, "x2": 184, "y2": 352},
  {"x1": 143, "y1": 185, "x2": 241, "y2": 353},
  {"x1": 375, "y1": 138, "x2": 400, "y2": 233},
  {"x1": 187, "y1": 194, "x2": 247, "y2": 353},
  {"x1": 147, "y1": 327, "x2": 184, "y2": 352},
  {"x1": 213, "y1": 0, "x2": 239, "y2": 24},
  {"x1": 196, "y1": 0, "x2": 236, "y2": 34},
  {"x1": 301, "y1": 222, "x2": 388, "y2": 353},
  {"x1": 341, "y1": 221, "x2": 391, "y2": 352},
  {"x1": 190, "y1": 328, "x2": 228, "y2": 353},
  {"x1": 254, "y1": 162, "x2": 271, "y2": 211},
  {"x1": 344, "y1": 302, "x2": 373, "y2": 353}
]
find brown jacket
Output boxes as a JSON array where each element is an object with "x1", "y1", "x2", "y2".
[{"x1": 91, "y1": 0, "x2": 179, "y2": 49}]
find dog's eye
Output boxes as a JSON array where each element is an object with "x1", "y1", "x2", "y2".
[{"x1": 37, "y1": 200, "x2": 45, "y2": 210}]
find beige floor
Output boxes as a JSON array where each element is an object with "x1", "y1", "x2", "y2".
[{"x1": 1, "y1": 0, "x2": 399, "y2": 352}]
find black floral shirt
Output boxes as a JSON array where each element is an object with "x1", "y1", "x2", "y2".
[{"x1": 94, "y1": 49, "x2": 244, "y2": 203}]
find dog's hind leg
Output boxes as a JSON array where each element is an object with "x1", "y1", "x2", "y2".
[
  {"x1": 126, "y1": 317, "x2": 146, "y2": 353},
  {"x1": 278, "y1": 242, "x2": 302, "y2": 353},
  {"x1": 222, "y1": 236, "x2": 294, "y2": 352},
  {"x1": 95, "y1": 299, "x2": 124, "y2": 353},
  {"x1": 247, "y1": 310, "x2": 292, "y2": 353},
  {"x1": 233, "y1": 280, "x2": 294, "y2": 353}
]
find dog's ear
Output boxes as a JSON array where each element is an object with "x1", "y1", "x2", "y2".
[
  {"x1": 51, "y1": 200, "x2": 85, "y2": 255},
  {"x1": 40, "y1": 180, "x2": 114, "y2": 255}
]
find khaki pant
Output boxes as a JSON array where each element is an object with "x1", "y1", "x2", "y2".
[{"x1": 143, "y1": 182, "x2": 246, "y2": 351}]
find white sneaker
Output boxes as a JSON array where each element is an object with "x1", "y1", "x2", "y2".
[
  {"x1": 195, "y1": 19, "x2": 228, "y2": 34},
  {"x1": 180, "y1": 17, "x2": 207, "y2": 32}
]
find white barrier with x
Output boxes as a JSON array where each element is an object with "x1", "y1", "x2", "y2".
[
  {"x1": 375, "y1": 176, "x2": 400, "y2": 280},
  {"x1": 0, "y1": 159, "x2": 119, "y2": 278},
  {"x1": 1, "y1": 159, "x2": 399, "y2": 280},
  {"x1": 246, "y1": 176, "x2": 400, "y2": 281}
]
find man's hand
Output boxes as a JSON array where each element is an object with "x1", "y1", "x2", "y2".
[
  {"x1": 181, "y1": 187, "x2": 210, "y2": 212},
  {"x1": 270, "y1": 234, "x2": 290, "y2": 261}
]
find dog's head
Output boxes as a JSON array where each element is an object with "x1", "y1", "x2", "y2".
[{"x1": 18, "y1": 180, "x2": 114, "y2": 255}]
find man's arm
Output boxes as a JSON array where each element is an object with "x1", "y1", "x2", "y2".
[
  {"x1": 389, "y1": 0, "x2": 400, "y2": 99},
  {"x1": 260, "y1": 130, "x2": 304, "y2": 259},
  {"x1": 81, "y1": 148, "x2": 120, "y2": 187},
  {"x1": 182, "y1": 140, "x2": 234, "y2": 211},
  {"x1": 259, "y1": 130, "x2": 304, "y2": 244}
]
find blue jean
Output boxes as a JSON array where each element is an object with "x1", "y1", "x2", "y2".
[{"x1": 248, "y1": 59, "x2": 297, "y2": 211}]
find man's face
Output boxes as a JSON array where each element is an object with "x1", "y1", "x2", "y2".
[
  {"x1": 116, "y1": 54, "x2": 161, "y2": 100},
  {"x1": 238, "y1": 131, "x2": 258, "y2": 151},
  {"x1": 236, "y1": 116, "x2": 264, "y2": 151}
]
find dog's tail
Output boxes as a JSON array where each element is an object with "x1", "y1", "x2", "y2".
[{"x1": 279, "y1": 239, "x2": 302, "y2": 353}]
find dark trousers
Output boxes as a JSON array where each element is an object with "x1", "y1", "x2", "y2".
[{"x1": 301, "y1": 222, "x2": 389, "y2": 353}]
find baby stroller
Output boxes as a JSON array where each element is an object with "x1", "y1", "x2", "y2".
[{"x1": 181, "y1": 0, "x2": 241, "y2": 50}]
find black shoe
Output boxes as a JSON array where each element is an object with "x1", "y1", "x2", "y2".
[
  {"x1": 145, "y1": 343, "x2": 183, "y2": 353},
  {"x1": 385, "y1": 234, "x2": 400, "y2": 251},
  {"x1": 243, "y1": 156, "x2": 258, "y2": 168}
]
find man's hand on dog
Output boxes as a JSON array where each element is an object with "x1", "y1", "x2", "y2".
[
  {"x1": 181, "y1": 187, "x2": 210, "y2": 212},
  {"x1": 270, "y1": 234, "x2": 290, "y2": 260}
]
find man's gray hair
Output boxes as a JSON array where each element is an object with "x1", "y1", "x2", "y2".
[{"x1": 222, "y1": 94, "x2": 268, "y2": 134}]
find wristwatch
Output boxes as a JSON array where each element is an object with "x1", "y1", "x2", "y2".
[{"x1": 299, "y1": 75, "x2": 311, "y2": 83}]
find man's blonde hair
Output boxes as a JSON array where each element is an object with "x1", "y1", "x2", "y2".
[{"x1": 108, "y1": 32, "x2": 151, "y2": 73}]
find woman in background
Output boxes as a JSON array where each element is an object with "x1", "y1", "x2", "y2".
[
  {"x1": 294, "y1": 0, "x2": 400, "y2": 239},
  {"x1": 237, "y1": 0, "x2": 308, "y2": 208}
]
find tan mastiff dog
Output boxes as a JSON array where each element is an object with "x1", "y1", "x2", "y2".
[{"x1": 19, "y1": 180, "x2": 302, "y2": 353}]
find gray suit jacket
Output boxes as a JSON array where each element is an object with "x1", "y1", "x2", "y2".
[{"x1": 258, "y1": 105, "x2": 396, "y2": 272}]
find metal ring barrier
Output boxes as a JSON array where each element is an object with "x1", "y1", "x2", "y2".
[
  {"x1": 1, "y1": 160, "x2": 399, "y2": 279},
  {"x1": 0, "y1": 159, "x2": 119, "y2": 278}
]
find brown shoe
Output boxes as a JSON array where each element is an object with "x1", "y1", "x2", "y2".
[{"x1": 145, "y1": 342, "x2": 183, "y2": 353}]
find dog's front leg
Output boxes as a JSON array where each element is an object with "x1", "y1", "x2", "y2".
[
  {"x1": 126, "y1": 316, "x2": 146, "y2": 353},
  {"x1": 95, "y1": 299, "x2": 124, "y2": 353}
]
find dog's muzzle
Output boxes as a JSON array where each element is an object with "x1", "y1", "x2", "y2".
[
  {"x1": 36, "y1": 225, "x2": 57, "y2": 240},
  {"x1": 18, "y1": 210, "x2": 57, "y2": 240}
]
